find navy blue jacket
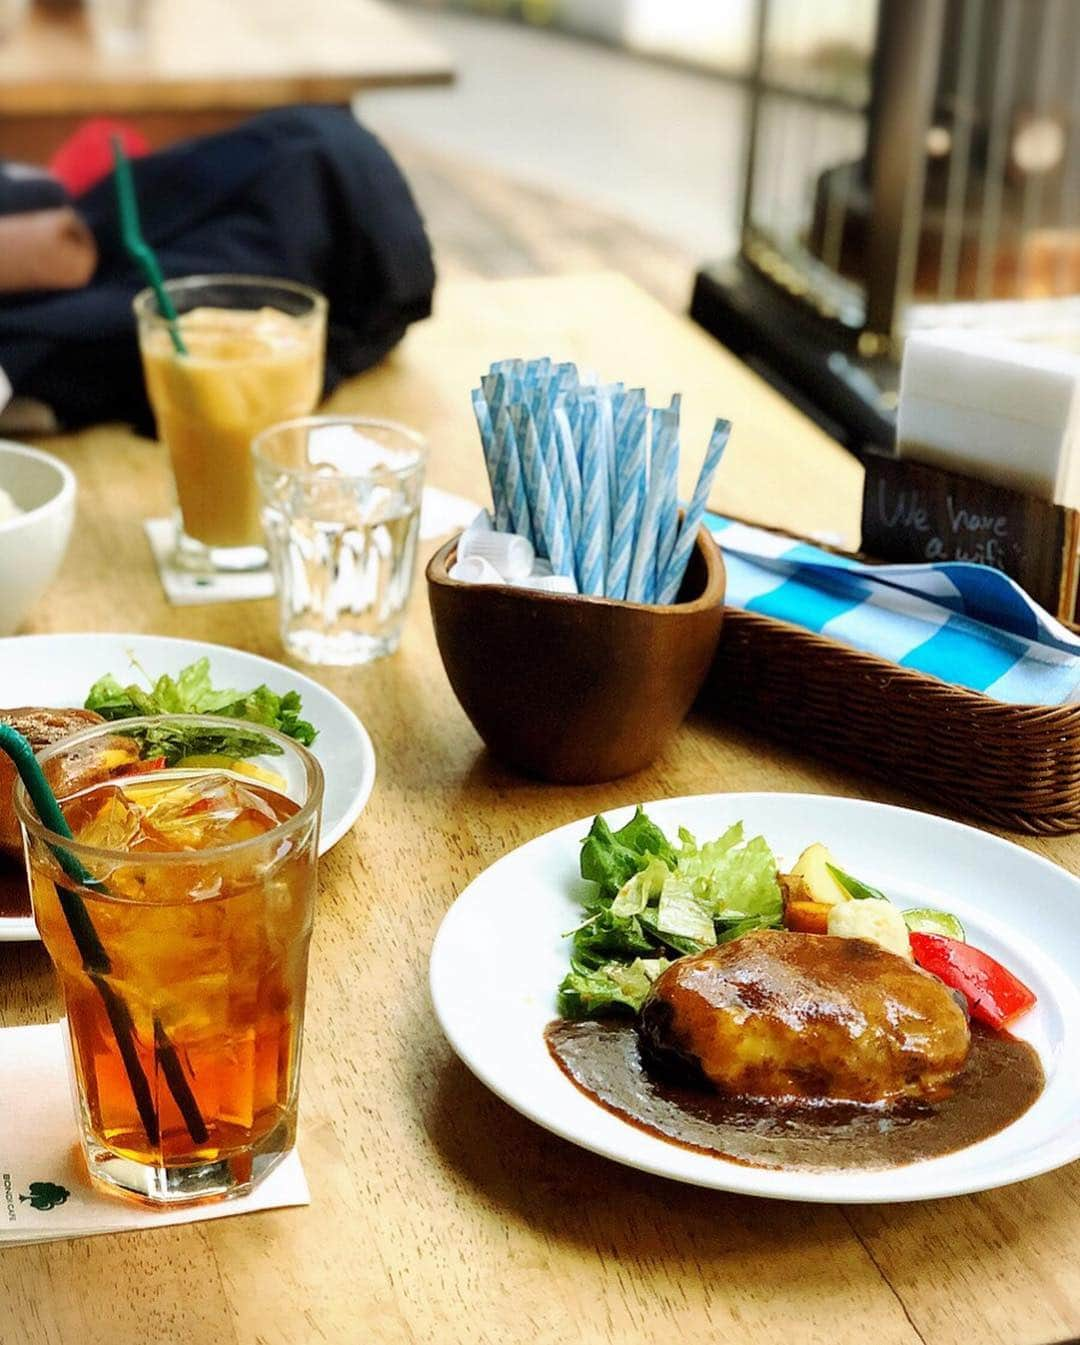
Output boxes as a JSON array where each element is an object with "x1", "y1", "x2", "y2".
[{"x1": 0, "y1": 106, "x2": 435, "y2": 431}]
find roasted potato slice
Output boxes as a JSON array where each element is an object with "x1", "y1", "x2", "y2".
[{"x1": 788, "y1": 842, "x2": 850, "y2": 907}]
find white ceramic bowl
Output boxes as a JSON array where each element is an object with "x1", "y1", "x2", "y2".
[{"x1": 0, "y1": 441, "x2": 76, "y2": 636}]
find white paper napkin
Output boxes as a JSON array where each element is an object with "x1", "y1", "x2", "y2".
[
  {"x1": 145, "y1": 487, "x2": 482, "y2": 606},
  {"x1": 898, "y1": 329, "x2": 1080, "y2": 503},
  {"x1": 0, "y1": 1022, "x2": 309, "y2": 1245},
  {"x1": 419, "y1": 485, "x2": 484, "y2": 540},
  {"x1": 143, "y1": 518, "x2": 276, "y2": 606}
]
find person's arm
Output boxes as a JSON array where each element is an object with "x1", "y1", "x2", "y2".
[
  {"x1": 0, "y1": 163, "x2": 98, "y2": 294},
  {"x1": 0, "y1": 208, "x2": 97, "y2": 293}
]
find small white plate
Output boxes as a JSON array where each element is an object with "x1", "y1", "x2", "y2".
[
  {"x1": 430, "y1": 793, "x2": 1080, "y2": 1203},
  {"x1": 1, "y1": 632, "x2": 376, "y2": 941}
]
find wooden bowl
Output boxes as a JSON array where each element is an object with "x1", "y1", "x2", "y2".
[{"x1": 427, "y1": 528, "x2": 725, "y2": 783}]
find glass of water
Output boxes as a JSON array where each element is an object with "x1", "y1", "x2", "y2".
[{"x1": 253, "y1": 415, "x2": 427, "y2": 665}]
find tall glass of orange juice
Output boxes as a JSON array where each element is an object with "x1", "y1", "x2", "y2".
[
  {"x1": 135, "y1": 276, "x2": 327, "y2": 574},
  {"x1": 16, "y1": 715, "x2": 323, "y2": 1205}
]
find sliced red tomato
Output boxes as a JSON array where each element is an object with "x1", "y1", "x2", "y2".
[{"x1": 909, "y1": 932, "x2": 1036, "y2": 1030}]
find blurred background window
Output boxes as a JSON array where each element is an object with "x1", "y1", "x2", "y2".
[
  {"x1": 387, "y1": 0, "x2": 1076, "y2": 454},
  {"x1": 404, "y1": 0, "x2": 759, "y2": 75},
  {"x1": 693, "y1": 0, "x2": 1079, "y2": 451},
  {"x1": 0, "y1": 0, "x2": 1074, "y2": 455}
]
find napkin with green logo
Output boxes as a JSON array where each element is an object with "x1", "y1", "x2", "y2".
[{"x1": 0, "y1": 1022, "x2": 308, "y2": 1245}]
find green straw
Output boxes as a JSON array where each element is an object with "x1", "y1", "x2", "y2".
[
  {"x1": 0, "y1": 724, "x2": 207, "y2": 1148},
  {"x1": 110, "y1": 135, "x2": 188, "y2": 357}
]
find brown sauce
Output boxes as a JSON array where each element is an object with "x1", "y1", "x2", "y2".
[
  {"x1": 0, "y1": 856, "x2": 29, "y2": 919},
  {"x1": 545, "y1": 1017, "x2": 1045, "y2": 1172}
]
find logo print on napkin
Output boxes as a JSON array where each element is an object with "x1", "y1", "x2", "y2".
[{"x1": 19, "y1": 1181, "x2": 70, "y2": 1212}]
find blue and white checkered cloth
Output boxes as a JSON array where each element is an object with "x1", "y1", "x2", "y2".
[{"x1": 709, "y1": 515, "x2": 1080, "y2": 705}]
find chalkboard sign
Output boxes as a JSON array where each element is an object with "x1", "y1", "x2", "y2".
[{"x1": 861, "y1": 451, "x2": 1080, "y2": 621}]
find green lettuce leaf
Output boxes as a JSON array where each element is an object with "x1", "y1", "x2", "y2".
[
  {"x1": 655, "y1": 875, "x2": 715, "y2": 949},
  {"x1": 715, "y1": 912, "x2": 782, "y2": 943},
  {"x1": 116, "y1": 721, "x2": 283, "y2": 766},
  {"x1": 557, "y1": 955, "x2": 671, "y2": 1019},
  {"x1": 579, "y1": 817, "x2": 644, "y2": 900},
  {"x1": 676, "y1": 827, "x2": 782, "y2": 925},
  {"x1": 579, "y1": 807, "x2": 676, "y2": 900},
  {"x1": 84, "y1": 657, "x2": 317, "y2": 762},
  {"x1": 676, "y1": 821, "x2": 744, "y2": 901},
  {"x1": 638, "y1": 914, "x2": 709, "y2": 958},
  {"x1": 614, "y1": 808, "x2": 676, "y2": 866},
  {"x1": 563, "y1": 809, "x2": 784, "y2": 1021},
  {"x1": 569, "y1": 908, "x2": 656, "y2": 971},
  {"x1": 610, "y1": 858, "x2": 670, "y2": 917}
]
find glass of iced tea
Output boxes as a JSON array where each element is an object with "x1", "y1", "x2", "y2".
[
  {"x1": 134, "y1": 276, "x2": 327, "y2": 575},
  {"x1": 15, "y1": 715, "x2": 323, "y2": 1206}
]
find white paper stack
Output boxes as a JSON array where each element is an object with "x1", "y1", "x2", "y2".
[{"x1": 897, "y1": 329, "x2": 1080, "y2": 505}]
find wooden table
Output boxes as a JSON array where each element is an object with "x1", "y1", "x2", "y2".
[
  {"x1": 2, "y1": 274, "x2": 1077, "y2": 1345},
  {"x1": 0, "y1": 0, "x2": 453, "y2": 162}
]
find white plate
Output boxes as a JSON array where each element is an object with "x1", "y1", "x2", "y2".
[
  {"x1": 430, "y1": 793, "x2": 1080, "y2": 1203},
  {"x1": 1, "y1": 632, "x2": 376, "y2": 941}
]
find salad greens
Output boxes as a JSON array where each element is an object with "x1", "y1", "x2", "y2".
[
  {"x1": 84, "y1": 657, "x2": 317, "y2": 764},
  {"x1": 557, "y1": 808, "x2": 783, "y2": 1020}
]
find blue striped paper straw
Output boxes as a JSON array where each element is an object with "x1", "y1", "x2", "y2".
[
  {"x1": 526, "y1": 357, "x2": 552, "y2": 389},
  {"x1": 626, "y1": 409, "x2": 676, "y2": 603},
  {"x1": 605, "y1": 392, "x2": 647, "y2": 599},
  {"x1": 555, "y1": 363, "x2": 578, "y2": 395},
  {"x1": 553, "y1": 368, "x2": 584, "y2": 555},
  {"x1": 535, "y1": 393, "x2": 578, "y2": 585},
  {"x1": 529, "y1": 370, "x2": 555, "y2": 471},
  {"x1": 598, "y1": 386, "x2": 619, "y2": 516},
  {"x1": 576, "y1": 398, "x2": 609, "y2": 596},
  {"x1": 480, "y1": 372, "x2": 511, "y2": 518},
  {"x1": 481, "y1": 371, "x2": 512, "y2": 447},
  {"x1": 471, "y1": 388, "x2": 513, "y2": 533},
  {"x1": 512, "y1": 403, "x2": 548, "y2": 555},
  {"x1": 657, "y1": 418, "x2": 731, "y2": 604},
  {"x1": 532, "y1": 381, "x2": 578, "y2": 584},
  {"x1": 655, "y1": 395, "x2": 681, "y2": 589},
  {"x1": 481, "y1": 371, "x2": 503, "y2": 416},
  {"x1": 482, "y1": 372, "x2": 531, "y2": 540},
  {"x1": 513, "y1": 403, "x2": 574, "y2": 579},
  {"x1": 647, "y1": 408, "x2": 677, "y2": 602},
  {"x1": 553, "y1": 400, "x2": 583, "y2": 545},
  {"x1": 613, "y1": 387, "x2": 645, "y2": 447},
  {"x1": 493, "y1": 404, "x2": 535, "y2": 546},
  {"x1": 567, "y1": 394, "x2": 587, "y2": 475},
  {"x1": 491, "y1": 357, "x2": 524, "y2": 381},
  {"x1": 492, "y1": 359, "x2": 525, "y2": 405}
]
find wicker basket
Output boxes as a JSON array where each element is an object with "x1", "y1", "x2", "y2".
[{"x1": 705, "y1": 532, "x2": 1080, "y2": 835}]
